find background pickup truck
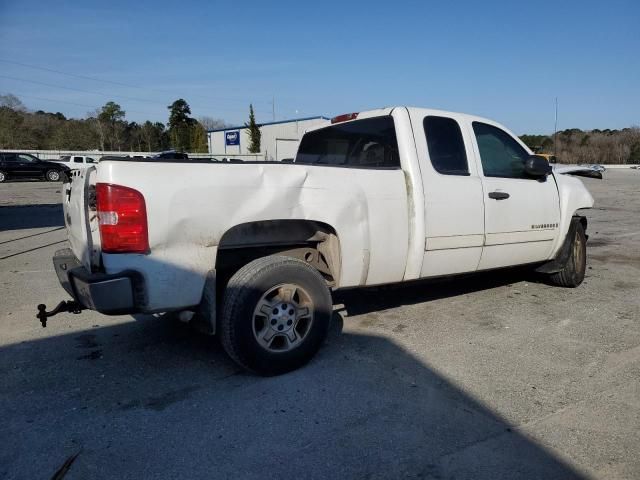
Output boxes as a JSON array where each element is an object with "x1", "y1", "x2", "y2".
[
  {"x1": 50, "y1": 106, "x2": 594, "y2": 375},
  {"x1": 53, "y1": 155, "x2": 99, "y2": 169}
]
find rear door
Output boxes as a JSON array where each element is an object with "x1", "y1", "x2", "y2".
[
  {"x1": 0, "y1": 154, "x2": 21, "y2": 176},
  {"x1": 409, "y1": 111, "x2": 485, "y2": 277},
  {"x1": 470, "y1": 121, "x2": 560, "y2": 269}
]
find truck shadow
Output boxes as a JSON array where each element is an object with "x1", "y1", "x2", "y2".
[
  {"x1": 0, "y1": 203, "x2": 64, "y2": 231},
  {"x1": 0, "y1": 308, "x2": 585, "y2": 479},
  {"x1": 335, "y1": 267, "x2": 537, "y2": 316}
]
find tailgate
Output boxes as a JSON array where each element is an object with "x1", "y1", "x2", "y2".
[{"x1": 63, "y1": 168, "x2": 99, "y2": 270}]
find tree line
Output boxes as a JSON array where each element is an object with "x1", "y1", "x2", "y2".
[
  {"x1": 2, "y1": 91, "x2": 637, "y2": 164},
  {"x1": 520, "y1": 127, "x2": 640, "y2": 164},
  {"x1": 0, "y1": 93, "x2": 227, "y2": 153}
]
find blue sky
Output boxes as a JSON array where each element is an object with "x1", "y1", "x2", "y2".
[{"x1": 0, "y1": 0, "x2": 638, "y2": 133}]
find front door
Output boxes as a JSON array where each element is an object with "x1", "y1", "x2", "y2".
[
  {"x1": 16, "y1": 154, "x2": 42, "y2": 178},
  {"x1": 470, "y1": 121, "x2": 560, "y2": 270}
]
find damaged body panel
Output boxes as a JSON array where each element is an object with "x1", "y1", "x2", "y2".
[
  {"x1": 553, "y1": 164, "x2": 605, "y2": 179},
  {"x1": 91, "y1": 159, "x2": 410, "y2": 311}
]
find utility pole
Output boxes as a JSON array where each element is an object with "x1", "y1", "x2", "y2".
[
  {"x1": 271, "y1": 96, "x2": 275, "y2": 122},
  {"x1": 553, "y1": 97, "x2": 558, "y2": 159}
]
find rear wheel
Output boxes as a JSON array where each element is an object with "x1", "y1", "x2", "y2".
[
  {"x1": 0, "y1": 171, "x2": 6, "y2": 182},
  {"x1": 46, "y1": 170, "x2": 61, "y2": 182},
  {"x1": 219, "y1": 255, "x2": 332, "y2": 376},
  {"x1": 548, "y1": 221, "x2": 587, "y2": 287}
]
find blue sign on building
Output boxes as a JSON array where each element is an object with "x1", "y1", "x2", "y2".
[{"x1": 225, "y1": 131, "x2": 240, "y2": 146}]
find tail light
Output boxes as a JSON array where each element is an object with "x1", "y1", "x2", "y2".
[{"x1": 96, "y1": 183, "x2": 149, "y2": 253}]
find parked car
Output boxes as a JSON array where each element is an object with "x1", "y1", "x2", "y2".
[
  {"x1": 0, "y1": 152, "x2": 70, "y2": 182},
  {"x1": 53, "y1": 155, "x2": 99, "y2": 169},
  {"x1": 44, "y1": 106, "x2": 594, "y2": 375},
  {"x1": 152, "y1": 150, "x2": 189, "y2": 161}
]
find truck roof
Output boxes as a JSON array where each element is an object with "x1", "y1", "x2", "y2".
[{"x1": 313, "y1": 106, "x2": 518, "y2": 143}]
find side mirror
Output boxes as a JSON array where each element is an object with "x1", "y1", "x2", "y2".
[{"x1": 524, "y1": 155, "x2": 552, "y2": 178}]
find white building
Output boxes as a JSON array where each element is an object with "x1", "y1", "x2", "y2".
[{"x1": 207, "y1": 116, "x2": 330, "y2": 161}]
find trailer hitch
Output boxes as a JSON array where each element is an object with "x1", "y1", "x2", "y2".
[{"x1": 36, "y1": 300, "x2": 84, "y2": 328}]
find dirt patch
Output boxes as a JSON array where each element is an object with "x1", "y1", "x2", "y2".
[
  {"x1": 119, "y1": 385, "x2": 202, "y2": 412},
  {"x1": 589, "y1": 253, "x2": 640, "y2": 269},
  {"x1": 76, "y1": 349, "x2": 103, "y2": 361},
  {"x1": 75, "y1": 334, "x2": 100, "y2": 349},
  {"x1": 587, "y1": 238, "x2": 615, "y2": 248}
]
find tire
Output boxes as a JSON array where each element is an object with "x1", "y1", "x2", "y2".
[
  {"x1": 549, "y1": 220, "x2": 587, "y2": 287},
  {"x1": 0, "y1": 171, "x2": 6, "y2": 183},
  {"x1": 219, "y1": 255, "x2": 332, "y2": 376},
  {"x1": 46, "y1": 170, "x2": 61, "y2": 182}
]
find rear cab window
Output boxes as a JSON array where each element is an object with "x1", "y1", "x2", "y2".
[
  {"x1": 59, "y1": 156, "x2": 71, "y2": 162},
  {"x1": 295, "y1": 116, "x2": 400, "y2": 168},
  {"x1": 423, "y1": 116, "x2": 469, "y2": 175}
]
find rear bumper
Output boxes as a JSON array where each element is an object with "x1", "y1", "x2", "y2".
[{"x1": 53, "y1": 248, "x2": 143, "y2": 315}]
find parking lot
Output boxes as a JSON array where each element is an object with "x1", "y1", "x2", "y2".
[{"x1": 0, "y1": 171, "x2": 638, "y2": 479}]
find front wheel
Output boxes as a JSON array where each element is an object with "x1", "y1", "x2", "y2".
[
  {"x1": 548, "y1": 220, "x2": 587, "y2": 287},
  {"x1": 219, "y1": 256, "x2": 332, "y2": 376},
  {"x1": 45, "y1": 170, "x2": 61, "y2": 182},
  {"x1": 0, "y1": 171, "x2": 6, "y2": 183}
]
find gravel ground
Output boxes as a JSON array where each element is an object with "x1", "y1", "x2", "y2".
[{"x1": 0, "y1": 171, "x2": 639, "y2": 479}]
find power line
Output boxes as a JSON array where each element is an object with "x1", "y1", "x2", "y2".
[
  {"x1": 0, "y1": 58, "x2": 272, "y2": 106},
  {"x1": 8, "y1": 93, "x2": 159, "y2": 117},
  {"x1": 0, "y1": 74, "x2": 163, "y2": 106},
  {"x1": 0, "y1": 58, "x2": 155, "y2": 90},
  {"x1": 0, "y1": 74, "x2": 274, "y2": 118},
  {"x1": 6, "y1": 92, "x2": 272, "y2": 121}
]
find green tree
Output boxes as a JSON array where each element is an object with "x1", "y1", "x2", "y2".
[
  {"x1": 245, "y1": 104, "x2": 261, "y2": 153},
  {"x1": 629, "y1": 142, "x2": 640, "y2": 164},
  {"x1": 167, "y1": 99, "x2": 195, "y2": 151},
  {"x1": 190, "y1": 121, "x2": 209, "y2": 153},
  {"x1": 98, "y1": 101, "x2": 126, "y2": 150}
]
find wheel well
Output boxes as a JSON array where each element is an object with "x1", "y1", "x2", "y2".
[
  {"x1": 576, "y1": 215, "x2": 587, "y2": 232},
  {"x1": 214, "y1": 220, "x2": 341, "y2": 286}
]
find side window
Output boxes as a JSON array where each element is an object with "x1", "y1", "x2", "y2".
[
  {"x1": 18, "y1": 154, "x2": 37, "y2": 163},
  {"x1": 295, "y1": 116, "x2": 400, "y2": 168},
  {"x1": 472, "y1": 122, "x2": 530, "y2": 179},
  {"x1": 73, "y1": 156, "x2": 83, "y2": 163},
  {"x1": 86, "y1": 157, "x2": 96, "y2": 163},
  {"x1": 59, "y1": 156, "x2": 70, "y2": 162},
  {"x1": 423, "y1": 116, "x2": 469, "y2": 175}
]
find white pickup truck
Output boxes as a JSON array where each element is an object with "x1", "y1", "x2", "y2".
[
  {"x1": 44, "y1": 107, "x2": 594, "y2": 375},
  {"x1": 53, "y1": 155, "x2": 99, "y2": 169}
]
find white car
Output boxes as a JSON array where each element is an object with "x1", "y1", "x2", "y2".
[
  {"x1": 53, "y1": 155, "x2": 98, "y2": 169},
  {"x1": 45, "y1": 106, "x2": 594, "y2": 375}
]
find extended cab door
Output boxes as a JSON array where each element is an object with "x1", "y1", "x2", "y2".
[
  {"x1": 469, "y1": 121, "x2": 560, "y2": 269},
  {"x1": 409, "y1": 111, "x2": 485, "y2": 277}
]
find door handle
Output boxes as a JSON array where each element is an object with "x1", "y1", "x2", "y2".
[{"x1": 488, "y1": 191, "x2": 510, "y2": 200}]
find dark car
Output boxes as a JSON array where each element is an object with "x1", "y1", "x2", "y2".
[{"x1": 0, "y1": 152, "x2": 70, "y2": 182}]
